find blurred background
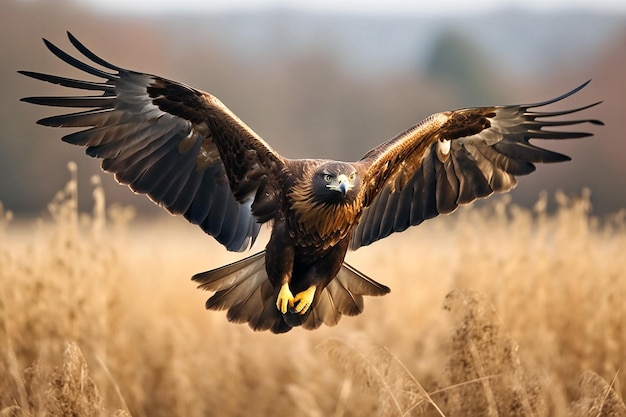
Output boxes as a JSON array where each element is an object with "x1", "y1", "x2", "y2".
[{"x1": 1, "y1": 0, "x2": 624, "y2": 220}]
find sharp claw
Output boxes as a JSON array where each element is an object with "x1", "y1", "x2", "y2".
[
  {"x1": 293, "y1": 300, "x2": 309, "y2": 313},
  {"x1": 276, "y1": 283, "x2": 294, "y2": 314},
  {"x1": 291, "y1": 285, "x2": 316, "y2": 315}
]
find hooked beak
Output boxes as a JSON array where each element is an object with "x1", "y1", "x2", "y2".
[
  {"x1": 339, "y1": 181, "x2": 348, "y2": 197},
  {"x1": 328, "y1": 174, "x2": 353, "y2": 197}
]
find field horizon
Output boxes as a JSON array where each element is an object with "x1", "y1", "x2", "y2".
[{"x1": 1, "y1": 169, "x2": 625, "y2": 416}]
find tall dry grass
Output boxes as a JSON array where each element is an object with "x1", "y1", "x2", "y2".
[{"x1": 1, "y1": 165, "x2": 625, "y2": 416}]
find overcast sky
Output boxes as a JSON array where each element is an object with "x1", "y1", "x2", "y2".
[{"x1": 87, "y1": 0, "x2": 626, "y2": 15}]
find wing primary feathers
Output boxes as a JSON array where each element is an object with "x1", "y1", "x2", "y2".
[
  {"x1": 529, "y1": 118, "x2": 603, "y2": 127},
  {"x1": 36, "y1": 108, "x2": 118, "y2": 128},
  {"x1": 521, "y1": 81, "x2": 603, "y2": 125},
  {"x1": 66, "y1": 31, "x2": 125, "y2": 72},
  {"x1": 42, "y1": 38, "x2": 118, "y2": 80},
  {"x1": 22, "y1": 96, "x2": 116, "y2": 108},
  {"x1": 524, "y1": 80, "x2": 591, "y2": 108},
  {"x1": 17, "y1": 71, "x2": 115, "y2": 92},
  {"x1": 524, "y1": 129, "x2": 594, "y2": 140},
  {"x1": 527, "y1": 102, "x2": 604, "y2": 122}
]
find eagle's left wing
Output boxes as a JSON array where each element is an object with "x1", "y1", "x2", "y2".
[{"x1": 351, "y1": 82, "x2": 603, "y2": 250}]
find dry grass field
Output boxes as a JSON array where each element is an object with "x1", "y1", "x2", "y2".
[{"x1": 1, "y1": 166, "x2": 625, "y2": 417}]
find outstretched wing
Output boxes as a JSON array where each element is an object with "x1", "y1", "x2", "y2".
[
  {"x1": 20, "y1": 32, "x2": 285, "y2": 252},
  {"x1": 351, "y1": 82, "x2": 603, "y2": 250}
]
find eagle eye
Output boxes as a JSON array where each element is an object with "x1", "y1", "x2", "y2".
[
  {"x1": 349, "y1": 172, "x2": 356, "y2": 181},
  {"x1": 323, "y1": 174, "x2": 332, "y2": 183}
]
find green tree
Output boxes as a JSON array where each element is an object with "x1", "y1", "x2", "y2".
[{"x1": 425, "y1": 30, "x2": 498, "y2": 105}]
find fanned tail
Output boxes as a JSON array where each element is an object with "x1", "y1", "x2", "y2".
[
  {"x1": 192, "y1": 251, "x2": 290, "y2": 333},
  {"x1": 192, "y1": 252, "x2": 390, "y2": 333},
  {"x1": 286, "y1": 262, "x2": 390, "y2": 330}
]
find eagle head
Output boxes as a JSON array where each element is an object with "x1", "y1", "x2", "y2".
[{"x1": 312, "y1": 161, "x2": 360, "y2": 204}]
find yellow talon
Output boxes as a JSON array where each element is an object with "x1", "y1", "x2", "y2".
[
  {"x1": 276, "y1": 282, "x2": 295, "y2": 314},
  {"x1": 291, "y1": 285, "x2": 317, "y2": 315}
]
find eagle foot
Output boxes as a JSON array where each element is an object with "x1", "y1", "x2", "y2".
[
  {"x1": 276, "y1": 282, "x2": 295, "y2": 314},
  {"x1": 290, "y1": 285, "x2": 317, "y2": 315}
]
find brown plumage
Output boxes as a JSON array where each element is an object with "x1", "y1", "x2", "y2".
[{"x1": 20, "y1": 33, "x2": 603, "y2": 333}]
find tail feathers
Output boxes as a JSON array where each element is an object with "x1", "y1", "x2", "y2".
[
  {"x1": 329, "y1": 262, "x2": 390, "y2": 314},
  {"x1": 192, "y1": 253, "x2": 390, "y2": 333},
  {"x1": 193, "y1": 251, "x2": 266, "y2": 293},
  {"x1": 192, "y1": 251, "x2": 285, "y2": 332},
  {"x1": 297, "y1": 262, "x2": 390, "y2": 330}
]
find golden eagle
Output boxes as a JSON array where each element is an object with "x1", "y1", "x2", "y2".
[{"x1": 20, "y1": 33, "x2": 602, "y2": 333}]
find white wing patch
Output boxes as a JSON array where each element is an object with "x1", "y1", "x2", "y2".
[{"x1": 436, "y1": 138, "x2": 451, "y2": 162}]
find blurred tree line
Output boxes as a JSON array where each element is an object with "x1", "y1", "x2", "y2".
[{"x1": 1, "y1": 0, "x2": 624, "y2": 218}]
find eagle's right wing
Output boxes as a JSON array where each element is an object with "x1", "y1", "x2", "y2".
[{"x1": 20, "y1": 32, "x2": 286, "y2": 252}]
